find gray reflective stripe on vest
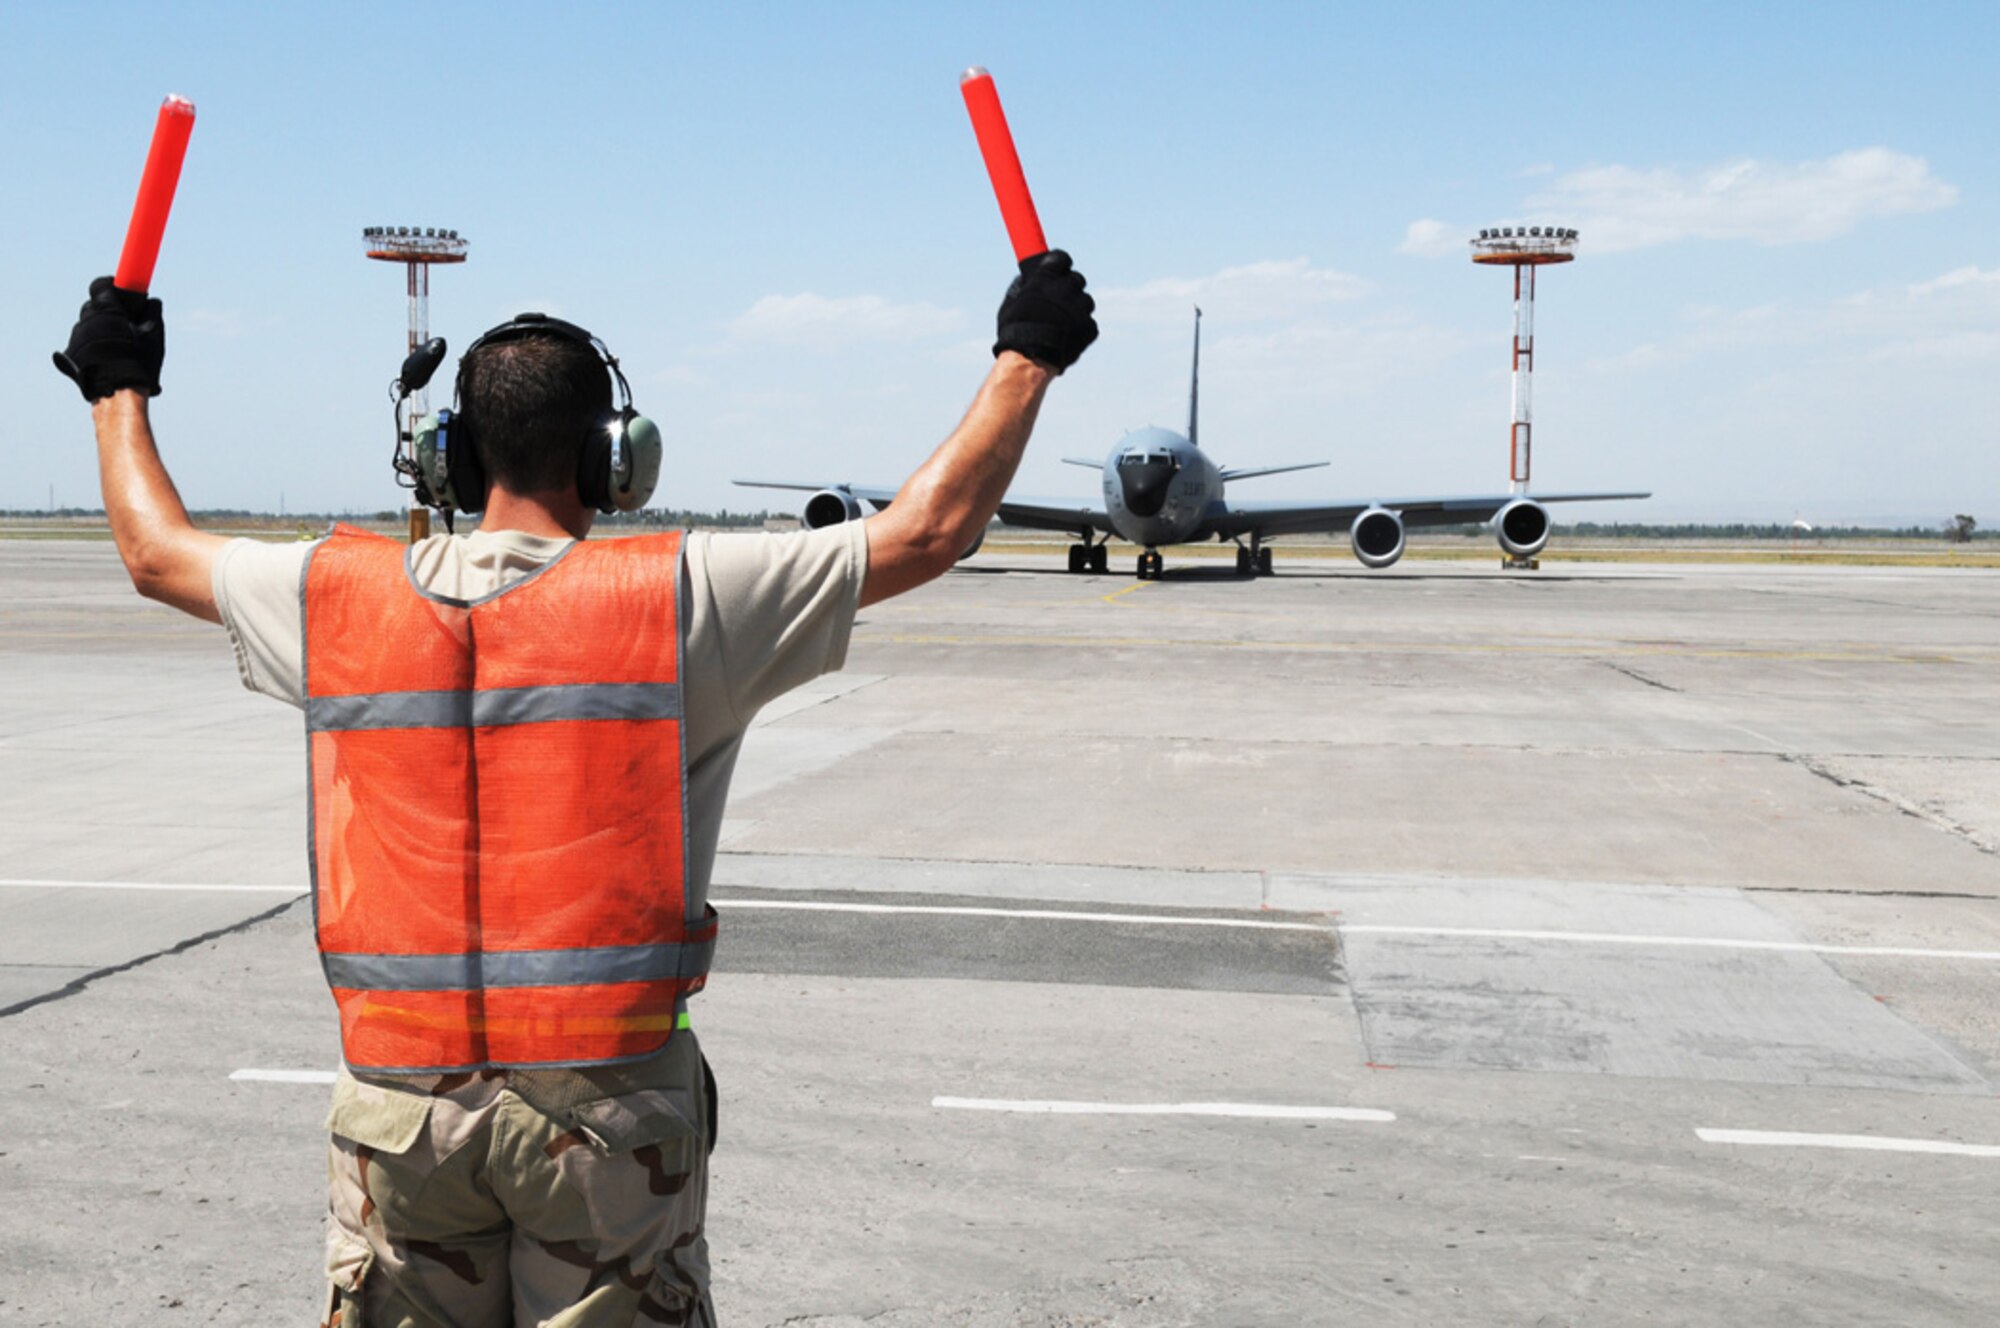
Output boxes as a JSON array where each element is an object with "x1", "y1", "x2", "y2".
[
  {"x1": 308, "y1": 682, "x2": 682, "y2": 733},
  {"x1": 473, "y1": 682, "x2": 681, "y2": 727},
  {"x1": 324, "y1": 935, "x2": 717, "y2": 992}
]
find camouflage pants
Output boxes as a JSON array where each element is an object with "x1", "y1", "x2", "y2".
[{"x1": 321, "y1": 1034, "x2": 715, "y2": 1327}]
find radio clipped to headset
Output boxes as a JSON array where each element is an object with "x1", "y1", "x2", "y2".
[{"x1": 391, "y1": 313, "x2": 663, "y2": 531}]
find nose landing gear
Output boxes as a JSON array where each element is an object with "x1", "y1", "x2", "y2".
[{"x1": 1137, "y1": 549, "x2": 1165, "y2": 580}]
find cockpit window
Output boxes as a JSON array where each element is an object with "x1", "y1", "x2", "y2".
[{"x1": 1120, "y1": 453, "x2": 1173, "y2": 467}]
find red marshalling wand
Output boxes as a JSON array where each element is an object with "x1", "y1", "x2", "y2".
[
  {"x1": 115, "y1": 95, "x2": 197, "y2": 293},
  {"x1": 959, "y1": 67, "x2": 1047, "y2": 263}
]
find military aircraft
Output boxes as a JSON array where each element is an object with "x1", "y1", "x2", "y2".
[{"x1": 736, "y1": 310, "x2": 1647, "y2": 579}]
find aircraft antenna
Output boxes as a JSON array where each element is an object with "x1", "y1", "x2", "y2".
[
  {"x1": 1187, "y1": 306, "x2": 1202, "y2": 447},
  {"x1": 1469, "y1": 225, "x2": 1577, "y2": 499}
]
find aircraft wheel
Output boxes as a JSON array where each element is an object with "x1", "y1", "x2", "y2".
[
  {"x1": 1067, "y1": 545, "x2": 1087, "y2": 574},
  {"x1": 1089, "y1": 544, "x2": 1108, "y2": 573},
  {"x1": 1256, "y1": 547, "x2": 1274, "y2": 576},
  {"x1": 1235, "y1": 547, "x2": 1252, "y2": 575}
]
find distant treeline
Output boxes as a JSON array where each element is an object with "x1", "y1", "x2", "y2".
[
  {"x1": 1402, "y1": 521, "x2": 1989, "y2": 541},
  {"x1": 3, "y1": 507, "x2": 784, "y2": 528},
  {"x1": 1554, "y1": 522, "x2": 1991, "y2": 541},
  {"x1": 8, "y1": 509, "x2": 1985, "y2": 541}
]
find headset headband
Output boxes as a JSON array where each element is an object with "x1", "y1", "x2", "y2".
[{"x1": 459, "y1": 312, "x2": 634, "y2": 409}]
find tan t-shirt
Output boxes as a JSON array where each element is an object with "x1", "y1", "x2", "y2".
[{"x1": 213, "y1": 522, "x2": 865, "y2": 1102}]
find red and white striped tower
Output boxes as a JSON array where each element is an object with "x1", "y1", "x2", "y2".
[{"x1": 1471, "y1": 225, "x2": 1577, "y2": 497}]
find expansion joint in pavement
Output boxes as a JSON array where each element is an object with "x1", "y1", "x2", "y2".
[
  {"x1": 1781, "y1": 753, "x2": 2000, "y2": 857},
  {"x1": 0, "y1": 894, "x2": 307, "y2": 1019}
]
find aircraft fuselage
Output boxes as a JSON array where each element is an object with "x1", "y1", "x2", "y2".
[{"x1": 1101, "y1": 427, "x2": 1222, "y2": 548}]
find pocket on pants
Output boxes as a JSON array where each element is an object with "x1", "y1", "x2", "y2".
[
  {"x1": 568, "y1": 1082, "x2": 703, "y2": 1173},
  {"x1": 325, "y1": 1068, "x2": 433, "y2": 1155},
  {"x1": 322, "y1": 1228, "x2": 375, "y2": 1328}
]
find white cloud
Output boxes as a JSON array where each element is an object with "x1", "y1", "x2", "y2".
[
  {"x1": 1909, "y1": 266, "x2": 2000, "y2": 297},
  {"x1": 1097, "y1": 258, "x2": 1365, "y2": 328},
  {"x1": 1584, "y1": 264, "x2": 2000, "y2": 373},
  {"x1": 725, "y1": 292, "x2": 963, "y2": 347},
  {"x1": 1397, "y1": 219, "x2": 1462, "y2": 258},
  {"x1": 1204, "y1": 315, "x2": 1475, "y2": 394},
  {"x1": 1526, "y1": 148, "x2": 1956, "y2": 253},
  {"x1": 1405, "y1": 149, "x2": 1958, "y2": 260}
]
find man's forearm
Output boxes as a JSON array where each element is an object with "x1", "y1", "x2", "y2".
[
  {"x1": 94, "y1": 391, "x2": 227, "y2": 621},
  {"x1": 861, "y1": 353, "x2": 1052, "y2": 606}
]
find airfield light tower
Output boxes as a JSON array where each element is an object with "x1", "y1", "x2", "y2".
[
  {"x1": 364, "y1": 225, "x2": 468, "y2": 539},
  {"x1": 1471, "y1": 225, "x2": 1577, "y2": 500}
]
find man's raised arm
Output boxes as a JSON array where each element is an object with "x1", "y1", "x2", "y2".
[
  {"x1": 56, "y1": 278, "x2": 228, "y2": 622},
  {"x1": 860, "y1": 250, "x2": 1097, "y2": 607}
]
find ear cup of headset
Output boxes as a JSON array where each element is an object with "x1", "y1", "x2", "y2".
[
  {"x1": 412, "y1": 409, "x2": 485, "y2": 514},
  {"x1": 577, "y1": 418, "x2": 615, "y2": 514},
  {"x1": 446, "y1": 417, "x2": 489, "y2": 515},
  {"x1": 578, "y1": 410, "x2": 662, "y2": 514},
  {"x1": 610, "y1": 412, "x2": 662, "y2": 513}
]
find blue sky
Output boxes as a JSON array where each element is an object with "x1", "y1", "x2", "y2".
[{"x1": 3, "y1": 2, "x2": 1994, "y2": 524}]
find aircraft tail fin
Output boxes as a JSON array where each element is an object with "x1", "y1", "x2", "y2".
[{"x1": 1187, "y1": 306, "x2": 1202, "y2": 448}]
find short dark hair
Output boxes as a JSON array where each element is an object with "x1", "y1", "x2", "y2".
[{"x1": 459, "y1": 334, "x2": 611, "y2": 495}]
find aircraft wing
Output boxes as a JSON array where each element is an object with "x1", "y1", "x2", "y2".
[
  {"x1": 1207, "y1": 491, "x2": 1650, "y2": 540},
  {"x1": 733, "y1": 480, "x2": 901, "y2": 505},
  {"x1": 732, "y1": 479, "x2": 1118, "y2": 536},
  {"x1": 992, "y1": 497, "x2": 1117, "y2": 535}
]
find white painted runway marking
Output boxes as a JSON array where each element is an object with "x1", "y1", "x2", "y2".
[
  {"x1": 1343, "y1": 923, "x2": 2000, "y2": 963},
  {"x1": 932, "y1": 1096, "x2": 1394, "y2": 1122},
  {"x1": 1697, "y1": 1128, "x2": 2000, "y2": 1158},
  {"x1": 0, "y1": 877, "x2": 302, "y2": 894},
  {"x1": 229, "y1": 1069, "x2": 337, "y2": 1085},
  {"x1": 711, "y1": 897, "x2": 1325, "y2": 931}
]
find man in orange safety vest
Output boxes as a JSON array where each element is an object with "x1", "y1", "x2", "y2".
[{"x1": 57, "y1": 251, "x2": 1097, "y2": 1325}]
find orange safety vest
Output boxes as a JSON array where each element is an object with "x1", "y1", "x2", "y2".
[{"x1": 302, "y1": 525, "x2": 715, "y2": 1073}]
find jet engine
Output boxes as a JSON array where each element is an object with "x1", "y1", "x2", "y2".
[
  {"x1": 1493, "y1": 498, "x2": 1551, "y2": 559},
  {"x1": 800, "y1": 488, "x2": 864, "y2": 529},
  {"x1": 1350, "y1": 506, "x2": 1406, "y2": 569}
]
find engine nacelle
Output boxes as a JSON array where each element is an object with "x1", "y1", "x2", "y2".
[
  {"x1": 1493, "y1": 498, "x2": 1551, "y2": 559},
  {"x1": 801, "y1": 488, "x2": 864, "y2": 529},
  {"x1": 1350, "y1": 506, "x2": 1406, "y2": 569}
]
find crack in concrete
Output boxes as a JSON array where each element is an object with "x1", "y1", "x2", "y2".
[
  {"x1": 1742, "y1": 883, "x2": 2000, "y2": 902},
  {"x1": 1598, "y1": 660, "x2": 1682, "y2": 693},
  {"x1": 0, "y1": 894, "x2": 305, "y2": 1018},
  {"x1": 1782, "y1": 754, "x2": 2000, "y2": 858}
]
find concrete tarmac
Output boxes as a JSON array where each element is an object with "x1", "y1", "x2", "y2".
[{"x1": 4, "y1": 539, "x2": 1999, "y2": 1325}]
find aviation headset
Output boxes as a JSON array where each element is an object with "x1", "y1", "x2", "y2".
[{"x1": 409, "y1": 313, "x2": 662, "y2": 519}]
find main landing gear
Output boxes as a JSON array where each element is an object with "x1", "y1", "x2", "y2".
[
  {"x1": 1136, "y1": 549, "x2": 1165, "y2": 580},
  {"x1": 1066, "y1": 539, "x2": 1109, "y2": 574},
  {"x1": 1233, "y1": 539, "x2": 1274, "y2": 577}
]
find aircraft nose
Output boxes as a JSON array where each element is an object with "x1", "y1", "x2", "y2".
[{"x1": 1118, "y1": 457, "x2": 1178, "y2": 518}]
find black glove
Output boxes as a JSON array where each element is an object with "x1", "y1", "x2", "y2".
[
  {"x1": 994, "y1": 249, "x2": 1097, "y2": 373},
  {"x1": 53, "y1": 277, "x2": 165, "y2": 402}
]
